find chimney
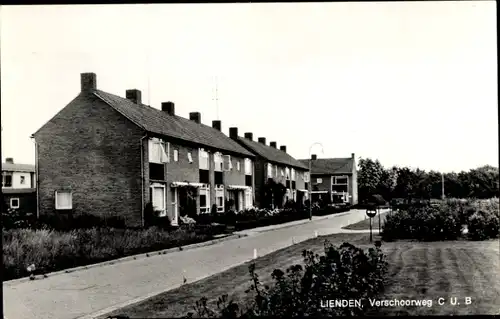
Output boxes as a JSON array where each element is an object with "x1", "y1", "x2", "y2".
[
  {"x1": 5, "y1": 158, "x2": 14, "y2": 164},
  {"x1": 189, "y1": 112, "x2": 201, "y2": 124},
  {"x1": 244, "y1": 133, "x2": 253, "y2": 140},
  {"x1": 351, "y1": 153, "x2": 355, "y2": 159},
  {"x1": 258, "y1": 137, "x2": 266, "y2": 145},
  {"x1": 229, "y1": 127, "x2": 238, "y2": 139},
  {"x1": 311, "y1": 154, "x2": 317, "y2": 160},
  {"x1": 280, "y1": 145, "x2": 287, "y2": 153},
  {"x1": 81, "y1": 73, "x2": 96, "y2": 92},
  {"x1": 212, "y1": 120, "x2": 221, "y2": 131},
  {"x1": 270, "y1": 141, "x2": 277, "y2": 148},
  {"x1": 126, "y1": 89, "x2": 142, "y2": 104},
  {"x1": 161, "y1": 102, "x2": 175, "y2": 115}
]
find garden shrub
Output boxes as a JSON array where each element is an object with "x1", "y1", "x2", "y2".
[
  {"x1": 383, "y1": 198, "x2": 498, "y2": 241},
  {"x1": 188, "y1": 241, "x2": 388, "y2": 318},
  {"x1": 3, "y1": 223, "x2": 224, "y2": 281}
]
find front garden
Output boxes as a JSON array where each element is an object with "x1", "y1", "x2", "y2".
[{"x1": 2, "y1": 199, "x2": 349, "y2": 282}]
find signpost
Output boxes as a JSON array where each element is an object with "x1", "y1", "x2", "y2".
[{"x1": 366, "y1": 206, "x2": 377, "y2": 243}]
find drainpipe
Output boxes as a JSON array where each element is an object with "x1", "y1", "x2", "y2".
[
  {"x1": 140, "y1": 134, "x2": 148, "y2": 227},
  {"x1": 30, "y1": 135, "x2": 39, "y2": 218}
]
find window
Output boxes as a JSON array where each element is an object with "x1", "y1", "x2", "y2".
[
  {"x1": 244, "y1": 158, "x2": 252, "y2": 175},
  {"x1": 173, "y1": 149, "x2": 179, "y2": 162},
  {"x1": 199, "y1": 187, "x2": 210, "y2": 214},
  {"x1": 199, "y1": 149, "x2": 209, "y2": 170},
  {"x1": 245, "y1": 175, "x2": 252, "y2": 187},
  {"x1": 274, "y1": 165, "x2": 278, "y2": 177},
  {"x1": 171, "y1": 188, "x2": 178, "y2": 225},
  {"x1": 2, "y1": 173, "x2": 12, "y2": 187},
  {"x1": 244, "y1": 188, "x2": 253, "y2": 209},
  {"x1": 286, "y1": 180, "x2": 291, "y2": 188},
  {"x1": 149, "y1": 138, "x2": 169, "y2": 163},
  {"x1": 188, "y1": 152, "x2": 193, "y2": 163},
  {"x1": 305, "y1": 182, "x2": 309, "y2": 191},
  {"x1": 285, "y1": 168, "x2": 290, "y2": 180},
  {"x1": 20, "y1": 176, "x2": 26, "y2": 185},
  {"x1": 281, "y1": 169, "x2": 284, "y2": 177},
  {"x1": 334, "y1": 176, "x2": 348, "y2": 185},
  {"x1": 214, "y1": 152, "x2": 223, "y2": 172},
  {"x1": 292, "y1": 181, "x2": 296, "y2": 189},
  {"x1": 216, "y1": 188, "x2": 224, "y2": 212},
  {"x1": 151, "y1": 184, "x2": 167, "y2": 217},
  {"x1": 304, "y1": 172, "x2": 310, "y2": 183},
  {"x1": 267, "y1": 163, "x2": 273, "y2": 178},
  {"x1": 215, "y1": 171, "x2": 224, "y2": 185},
  {"x1": 237, "y1": 161, "x2": 241, "y2": 171},
  {"x1": 199, "y1": 169, "x2": 210, "y2": 184},
  {"x1": 317, "y1": 178, "x2": 322, "y2": 184},
  {"x1": 223, "y1": 155, "x2": 233, "y2": 171},
  {"x1": 10, "y1": 198, "x2": 20, "y2": 209},
  {"x1": 291, "y1": 168, "x2": 296, "y2": 181},
  {"x1": 149, "y1": 163, "x2": 165, "y2": 180},
  {"x1": 55, "y1": 191, "x2": 72, "y2": 210},
  {"x1": 332, "y1": 184, "x2": 348, "y2": 193}
]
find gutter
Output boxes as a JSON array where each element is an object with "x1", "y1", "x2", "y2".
[
  {"x1": 140, "y1": 134, "x2": 148, "y2": 227},
  {"x1": 30, "y1": 135, "x2": 40, "y2": 219}
]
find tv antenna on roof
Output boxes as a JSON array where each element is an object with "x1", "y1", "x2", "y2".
[{"x1": 213, "y1": 76, "x2": 219, "y2": 120}]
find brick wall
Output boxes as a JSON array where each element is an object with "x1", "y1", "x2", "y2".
[
  {"x1": 3, "y1": 192, "x2": 36, "y2": 212},
  {"x1": 35, "y1": 92, "x2": 145, "y2": 227}
]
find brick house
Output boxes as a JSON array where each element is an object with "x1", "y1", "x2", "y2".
[
  {"x1": 32, "y1": 72, "x2": 256, "y2": 227},
  {"x1": 298, "y1": 153, "x2": 358, "y2": 205},
  {"x1": 2, "y1": 158, "x2": 36, "y2": 212},
  {"x1": 229, "y1": 129, "x2": 310, "y2": 208}
]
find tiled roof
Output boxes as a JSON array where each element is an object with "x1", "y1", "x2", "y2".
[
  {"x1": 2, "y1": 188, "x2": 36, "y2": 194},
  {"x1": 298, "y1": 158, "x2": 354, "y2": 175},
  {"x1": 93, "y1": 90, "x2": 254, "y2": 157},
  {"x1": 2, "y1": 163, "x2": 35, "y2": 173},
  {"x1": 236, "y1": 137, "x2": 308, "y2": 170}
]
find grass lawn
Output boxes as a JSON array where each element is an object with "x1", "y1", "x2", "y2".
[
  {"x1": 102, "y1": 234, "x2": 500, "y2": 318},
  {"x1": 342, "y1": 210, "x2": 391, "y2": 230}
]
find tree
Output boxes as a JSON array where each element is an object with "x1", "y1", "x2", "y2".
[
  {"x1": 357, "y1": 158, "x2": 384, "y2": 202},
  {"x1": 377, "y1": 166, "x2": 398, "y2": 201}
]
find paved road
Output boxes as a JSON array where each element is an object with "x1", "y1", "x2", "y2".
[{"x1": 3, "y1": 209, "x2": 383, "y2": 319}]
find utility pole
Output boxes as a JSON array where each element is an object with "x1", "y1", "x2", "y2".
[{"x1": 441, "y1": 172, "x2": 445, "y2": 200}]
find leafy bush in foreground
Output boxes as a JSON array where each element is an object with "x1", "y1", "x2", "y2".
[
  {"x1": 2, "y1": 226, "x2": 215, "y2": 281},
  {"x1": 187, "y1": 241, "x2": 388, "y2": 318}
]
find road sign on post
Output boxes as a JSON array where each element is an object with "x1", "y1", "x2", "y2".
[{"x1": 366, "y1": 206, "x2": 377, "y2": 243}]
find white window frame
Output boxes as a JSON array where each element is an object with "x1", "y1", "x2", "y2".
[
  {"x1": 304, "y1": 172, "x2": 310, "y2": 183},
  {"x1": 267, "y1": 163, "x2": 273, "y2": 178},
  {"x1": 317, "y1": 178, "x2": 322, "y2": 184},
  {"x1": 244, "y1": 188, "x2": 253, "y2": 209},
  {"x1": 281, "y1": 169, "x2": 284, "y2": 177},
  {"x1": 10, "y1": 197, "x2": 20, "y2": 209},
  {"x1": 214, "y1": 152, "x2": 223, "y2": 172},
  {"x1": 244, "y1": 158, "x2": 252, "y2": 175},
  {"x1": 236, "y1": 161, "x2": 241, "y2": 171},
  {"x1": 333, "y1": 175, "x2": 349, "y2": 185},
  {"x1": 216, "y1": 188, "x2": 225, "y2": 212},
  {"x1": 150, "y1": 184, "x2": 167, "y2": 217},
  {"x1": 188, "y1": 152, "x2": 193, "y2": 163},
  {"x1": 285, "y1": 167, "x2": 290, "y2": 180},
  {"x1": 149, "y1": 138, "x2": 169, "y2": 164},
  {"x1": 55, "y1": 191, "x2": 73, "y2": 210},
  {"x1": 223, "y1": 155, "x2": 233, "y2": 171},
  {"x1": 274, "y1": 164, "x2": 278, "y2": 177},
  {"x1": 173, "y1": 149, "x2": 179, "y2": 162},
  {"x1": 2, "y1": 172, "x2": 13, "y2": 187},
  {"x1": 291, "y1": 168, "x2": 296, "y2": 181},
  {"x1": 199, "y1": 149, "x2": 209, "y2": 170},
  {"x1": 171, "y1": 188, "x2": 178, "y2": 226},
  {"x1": 199, "y1": 187, "x2": 211, "y2": 214}
]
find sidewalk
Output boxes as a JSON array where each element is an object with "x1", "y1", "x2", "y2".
[{"x1": 3, "y1": 209, "x2": 383, "y2": 319}]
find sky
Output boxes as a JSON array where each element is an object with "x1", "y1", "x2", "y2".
[{"x1": 1, "y1": 2, "x2": 497, "y2": 173}]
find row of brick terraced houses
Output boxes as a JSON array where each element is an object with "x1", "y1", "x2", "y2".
[{"x1": 23, "y1": 72, "x2": 358, "y2": 227}]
